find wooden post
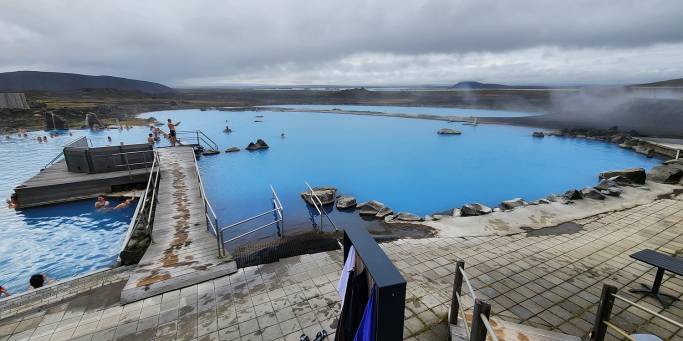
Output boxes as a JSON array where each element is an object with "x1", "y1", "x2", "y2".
[
  {"x1": 590, "y1": 284, "x2": 617, "y2": 341},
  {"x1": 449, "y1": 261, "x2": 465, "y2": 325},
  {"x1": 470, "y1": 298, "x2": 491, "y2": 341}
]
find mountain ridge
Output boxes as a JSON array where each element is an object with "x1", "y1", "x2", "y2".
[{"x1": 0, "y1": 71, "x2": 173, "y2": 93}]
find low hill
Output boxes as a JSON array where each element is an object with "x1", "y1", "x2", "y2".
[
  {"x1": 0, "y1": 71, "x2": 173, "y2": 93},
  {"x1": 452, "y1": 81, "x2": 553, "y2": 90},
  {"x1": 634, "y1": 78, "x2": 683, "y2": 87}
]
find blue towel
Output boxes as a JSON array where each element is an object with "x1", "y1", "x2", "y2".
[{"x1": 353, "y1": 286, "x2": 376, "y2": 341}]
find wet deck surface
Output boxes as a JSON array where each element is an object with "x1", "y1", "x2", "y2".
[
  {"x1": 120, "y1": 147, "x2": 236, "y2": 304},
  {"x1": 2, "y1": 197, "x2": 682, "y2": 340},
  {"x1": 14, "y1": 160, "x2": 150, "y2": 207}
]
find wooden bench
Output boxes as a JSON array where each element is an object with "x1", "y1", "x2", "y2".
[{"x1": 629, "y1": 249, "x2": 683, "y2": 308}]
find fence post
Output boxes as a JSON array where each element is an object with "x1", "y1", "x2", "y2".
[
  {"x1": 449, "y1": 261, "x2": 465, "y2": 325},
  {"x1": 590, "y1": 284, "x2": 617, "y2": 341},
  {"x1": 470, "y1": 298, "x2": 491, "y2": 341}
]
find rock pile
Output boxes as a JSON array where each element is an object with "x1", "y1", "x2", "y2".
[{"x1": 246, "y1": 139, "x2": 269, "y2": 151}]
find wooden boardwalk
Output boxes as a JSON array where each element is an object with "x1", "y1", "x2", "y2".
[
  {"x1": 120, "y1": 147, "x2": 236, "y2": 304},
  {"x1": 14, "y1": 160, "x2": 149, "y2": 208}
]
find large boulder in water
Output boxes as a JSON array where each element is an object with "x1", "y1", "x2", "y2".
[
  {"x1": 358, "y1": 200, "x2": 385, "y2": 216},
  {"x1": 500, "y1": 198, "x2": 527, "y2": 210},
  {"x1": 461, "y1": 203, "x2": 492, "y2": 216},
  {"x1": 532, "y1": 131, "x2": 545, "y2": 138},
  {"x1": 647, "y1": 164, "x2": 683, "y2": 184},
  {"x1": 336, "y1": 195, "x2": 357, "y2": 209},
  {"x1": 85, "y1": 112, "x2": 103, "y2": 129},
  {"x1": 225, "y1": 147, "x2": 240, "y2": 153},
  {"x1": 599, "y1": 168, "x2": 646, "y2": 185},
  {"x1": 300, "y1": 187, "x2": 337, "y2": 206},
  {"x1": 246, "y1": 139, "x2": 269, "y2": 151},
  {"x1": 437, "y1": 128, "x2": 462, "y2": 135}
]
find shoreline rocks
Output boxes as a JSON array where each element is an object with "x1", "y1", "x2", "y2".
[
  {"x1": 648, "y1": 164, "x2": 683, "y2": 184},
  {"x1": 461, "y1": 203, "x2": 492, "y2": 216},
  {"x1": 358, "y1": 200, "x2": 385, "y2": 216},
  {"x1": 225, "y1": 147, "x2": 240, "y2": 153},
  {"x1": 501, "y1": 198, "x2": 527, "y2": 210},
  {"x1": 301, "y1": 187, "x2": 337, "y2": 206},
  {"x1": 336, "y1": 195, "x2": 357, "y2": 209},
  {"x1": 581, "y1": 187, "x2": 606, "y2": 200},
  {"x1": 246, "y1": 139, "x2": 269, "y2": 151},
  {"x1": 532, "y1": 131, "x2": 545, "y2": 138},
  {"x1": 599, "y1": 168, "x2": 646, "y2": 185}
]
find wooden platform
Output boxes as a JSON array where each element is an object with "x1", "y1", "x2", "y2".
[
  {"x1": 450, "y1": 315, "x2": 581, "y2": 341},
  {"x1": 14, "y1": 160, "x2": 150, "y2": 208},
  {"x1": 120, "y1": 147, "x2": 236, "y2": 304}
]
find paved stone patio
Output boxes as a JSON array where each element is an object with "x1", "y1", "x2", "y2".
[{"x1": 1, "y1": 198, "x2": 682, "y2": 340}]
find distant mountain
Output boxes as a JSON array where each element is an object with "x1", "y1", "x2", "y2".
[
  {"x1": 452, "y1": 81, "x2": 556, "y2": 90},
  {"x1": 633, "y1": 78, "x2": 683, "y2": 87},
  {"x1": 0, "y1": 71, "x2": 173, "y2": 93}
]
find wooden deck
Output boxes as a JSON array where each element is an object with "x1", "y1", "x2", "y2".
[
  {"x1": 120, "y1": 147, "x2": 236, "y2": 304},
  {"x1": 14, "y1": 160, "x2": 150, "y2": 208}
]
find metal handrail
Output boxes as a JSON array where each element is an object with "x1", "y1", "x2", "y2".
[
  {"x1": 176, "y1": 130, "x2": 219, "y2": 150},
  {"x1": 304, "y1": 181, "x2": 339, "y2": 232},
  {"x1": 217, "y1": 186, "x2": 284, "y2": 248},
  {"x1": 191, "y1": 151, "x2": 223, "y2": 257},
  {"x1": 611, "y1": 293, "x2": 683, "y2": 329},
  {"x1": 602, "y1": 321, "x2": 636, "y2": 341},
  {"x1": 119, "y1": 151, "x2": 160, "y2": 256},
  {"x1": 460, "y1": 267, "x2": 477, "y2": 301},
  {"x1": 455, "y1": 292, "x2": 470, "y2": 337},
  {"x1": 480, "y1": 314, "x2": 500, "y2": 341}
]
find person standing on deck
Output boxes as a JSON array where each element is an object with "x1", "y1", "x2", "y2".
[{"x1": 167, "y1": 118, "x2": 181, "y2": 146}]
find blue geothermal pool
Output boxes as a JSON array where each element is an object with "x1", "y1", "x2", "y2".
[
  {"x1": 0, "y1": 128, "x2": 156, "y2": 294},
  {"x1": 145, "y1": 108, "x2": 662, "y2": 246}
]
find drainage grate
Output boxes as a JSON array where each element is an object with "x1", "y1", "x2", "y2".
[{"x1": 232, "y1": 232, "x2": 341, "y2": 268}]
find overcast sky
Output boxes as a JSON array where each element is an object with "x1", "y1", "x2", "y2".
[{"x1": 1, "y1": 0, "x2": 683, "y2": 87}]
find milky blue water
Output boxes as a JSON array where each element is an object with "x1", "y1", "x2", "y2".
[
  {"x1": 0, "y1": 127, "x2": 159, "y2": 294},
  {"x1": 262, "y1": 104, "x2": 537, "y2": 117},
  {"x1": 145, "y1": 109, "x2": 662, "y2": 247}
]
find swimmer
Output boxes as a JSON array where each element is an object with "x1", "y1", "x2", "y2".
[
  {"x1": 114, "y1": 195, "x2": 136, "y2": 209},
  {"x1": 37, "y1": 136, "x2": 42, "y2": 143},
  {"x1": 147, "y1": 133, "x2": 155, "y2": 145},
  {"x1": 107, "y1": 136, "x2": 112, "y2": 142},
  {"x1": 6, "y1": 194, "x2": 18, "y2": 209},
  {"x1": 281, "y1": 132, "x2": 285, "y2": 138},
  {"x1": 95, "y1": 195, "x2": 110, "y2": 209},
  {"x1": 28, "y1": 274, "x2": 48, "y2": 290},
  {"x1": 0, "y1": 285, "x2": 9, "y2": 298}
]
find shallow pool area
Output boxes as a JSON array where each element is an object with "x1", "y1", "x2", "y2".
[
  {"x1": 145, "y1": 109, "x2": 662, "y2": 246},
  {"x1": 0, "y1": 128, "x2": 157, "y2": 294}
]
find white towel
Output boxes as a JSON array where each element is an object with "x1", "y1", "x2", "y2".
[{"x1": 337, "y1": 245, "x2": 356, "y2": 303}]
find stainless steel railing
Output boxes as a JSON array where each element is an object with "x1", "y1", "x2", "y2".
[
  {"x1": 304, "y1": 181, "x2": 339, "y2": 232},
  {"x1": 192, "y1": 151, "x2": 224, "y2": 257},
  {"x1": 449, "y1": 261, "x2": 499, "y2": 341},
  {"x1": 43, "y1": 136, "x2": 90, "y2": 169},
  {"x1": 119, "y1": 151, "x2": 161, "y2": 256},
  {"x1": 176, "y1": 130, "x2": 219, "y2": 151},
  {"x1": 218, "y1": 186, "x2": 284, "y2": 249}
]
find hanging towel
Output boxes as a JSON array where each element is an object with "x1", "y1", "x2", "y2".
[
  {"x1": 335, "y1": 269, "x2": 369, "y2": 341},
  {"x1": 353, "y1": 286, "x2": 377, "y2": 341},
  {"x1": 337, "y1": 245, "x2": 356, "y2": 301}
]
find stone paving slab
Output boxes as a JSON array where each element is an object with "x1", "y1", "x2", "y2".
[{"x1": 1, "y1": 198, "x2": 682, "y2": 340}]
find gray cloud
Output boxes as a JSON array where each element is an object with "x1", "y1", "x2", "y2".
[{"x1": 1, "y1": 0, "x2": 683, "y2": 86}]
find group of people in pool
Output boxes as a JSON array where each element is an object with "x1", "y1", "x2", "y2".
[
  {"x1": 145, "y1": 118, "x2": 181, "y2": 146},
  {"x1": 95, "y1": 194, "x2": 136, "y2": 210},
  {"x1": 0, "y1": 273, "x2": 50, "y2": 297}
]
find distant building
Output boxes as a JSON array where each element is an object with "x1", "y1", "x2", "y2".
[{"x1": 0, "y1": 93, "x2": 30, "y2": 109}]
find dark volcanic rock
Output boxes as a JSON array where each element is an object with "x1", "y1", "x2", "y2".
[
  {"x1": 602, "y1": 187, "x2": 622, "y2": 197},
  {"x1": 392, "y1": 212, "x2": 422, "y2": 221},
  {"x1": 648, "y1": 164, "x2": 683, "y2": 184},
  {"x1": 581, "y1": 187, "x2": 606, "y2": 200},
  {"x1": 437, "y1": 128, "x2": 462, "y2": 135},
  {"x1": 501, "y1": 198, "x2": 527, "y2": 210},
  {"x1": 599, "y1": 168, "x2": 646, "y2": 185},
  {"x1": 461, "y1": 203, "x2": 493, "y2": 216},
  {"x1": 300, "y1": 187, "x2": 337, "y2": 206},
  {"x1": 563, "y1": 189, "x2": 583, "y2": 200},
  {"x1": 246, "y1": 139, "x2": 269, "y2": 151},
  {"x1": 358, "y1": 200, "x2": 385, "y2": 216},
  {"x1": 335, "y1": 195, "x2": 357, "y2": 209},
  {"x1": 532, "y1": 131, "x2": 545, "y2": 138},
  {"x1": 225, "y1": 147, "x2": 240, "y2": 153},
  {"x1": 375, "y1": 207, "x2": 394, "y2": 219},
  {"x1": 633, "y1": 145, "x2": 654, "y2": 157}
]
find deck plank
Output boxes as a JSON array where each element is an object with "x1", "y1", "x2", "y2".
[{"x1": 120, "y1": 147, "x2": 236, "y2": 304}]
